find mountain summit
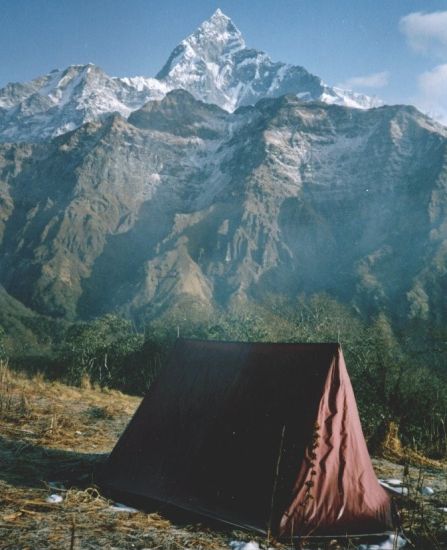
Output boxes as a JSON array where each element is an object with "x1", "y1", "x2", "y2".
[
  {"x1": 0, "y1": 64, "x2": 167, "y2": 142},
  {"x1": 156, "y1": 9, "x2": 381, "y2": 112},
  {"x1": 0, "y1": 9, "x2": 382, "y2": 142},
  {"x1": 158, "y1": 8, "x2": 246, "y2": 81}
]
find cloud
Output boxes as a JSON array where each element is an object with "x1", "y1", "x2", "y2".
[
  {"x1": 419, "y1": 64, "x2": 447, "y2": 99},
  {"x1": 399, "y1": 11, "x2": 447, "y2": 124},
  {"x1": 399, "y1": 11, "x2": 447, "y2": 56},
  {"x1": 415, "y1": 64, "x2": 447, "y2": 125},
  {"x1": 339, "y1": 71, "x2": 389, "y2": 90}
]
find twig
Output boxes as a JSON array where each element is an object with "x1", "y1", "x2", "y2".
[
  {"x1": 0, "y1": 424, "x2": 35, "y2": 435},
  {"x1": 69, "y1": 515, "x2": 76, "y2": 550}
]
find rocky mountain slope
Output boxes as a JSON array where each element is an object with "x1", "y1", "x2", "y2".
[
  {"x1": 0, "y1": 10, "x2": 380, "y2": 142},
  {"x1": 0, "y1": 90, "x2": 446, "y2": 323}
]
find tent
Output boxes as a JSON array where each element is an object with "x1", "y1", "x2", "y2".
[{"x1": 100, "y1": 339, "x2": 394, "y2": 537}]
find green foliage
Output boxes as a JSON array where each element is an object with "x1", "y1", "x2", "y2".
[
  {"x1": 62, "y1": 315, "x2": 144, "y2": 389},
  {"x1": 138, "y1": 293, "x2": 447, "y2": 456},
  {"x1": 4, "y1": 293, "x2": 447, "y2": 457}
]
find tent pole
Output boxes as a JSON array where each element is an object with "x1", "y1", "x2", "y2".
[{"x1": 267, "y1": 424, "x2": 286, "y2": 542}]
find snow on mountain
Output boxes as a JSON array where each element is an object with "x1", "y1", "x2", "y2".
[
  {"x1": 157, "y1": 9, "x2": 382, "y2": 112},
  {"x1": 321, "y1": 86, "x2": 382, "y2": 109},
  {"x1": 0, "y1": 9, "x2": 382, "y2": 142},
  {"x1": 0, "y1": 64, "x2": 168, "y2": 141},
  {"x1": 1, "y1": 91, "x2": 446, "y2": 321}
]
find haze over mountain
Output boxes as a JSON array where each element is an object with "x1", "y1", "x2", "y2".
[
  {"x1": 0, "y1": 10, "x2": 381, "y2": 143},
  {"x1": 1, "y1": 88, "x2": 446, "y2": 324},
  {"x1": 0, "y1": 10, "x2": 446, "y2": 329}
]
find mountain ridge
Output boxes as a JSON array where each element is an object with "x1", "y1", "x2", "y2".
[
  {"x1": 0, "y1": 9, "x2": 382, "y2": 143},
  {"x1": 0, "y1": 91, "x2": 446, "y2": 325}
]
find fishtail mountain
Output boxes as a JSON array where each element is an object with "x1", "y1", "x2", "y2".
[
  {"x1": 0, "y1": 10, "x2": 446, "y2": 331},
  {"x1": 0, "y1": 10, "x2": 379, "y2": 143}
]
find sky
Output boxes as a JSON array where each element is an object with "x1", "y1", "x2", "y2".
[{"x1": 1, "y1": 0, "x2": 447, "y2": 122}]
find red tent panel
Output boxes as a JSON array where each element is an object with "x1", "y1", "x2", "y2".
[
  {"x1": 279, "y1": 350, "x2": 392, "y2": 536},
  {"x1": 100, "y1": 340, "x2": 393, "y2": 537}
]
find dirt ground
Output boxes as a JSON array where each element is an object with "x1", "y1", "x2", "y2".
[{"x1": 0, "y1": 363, "x2": 446, "y2": 549}]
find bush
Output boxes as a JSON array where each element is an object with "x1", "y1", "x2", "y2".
[{"x1": 5, "y1": 296, "x2": 447, "y2": 457}]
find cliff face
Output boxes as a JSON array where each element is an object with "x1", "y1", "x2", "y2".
[{"x1": 0, "y1": 91, "x2": 446, "y2": 322}]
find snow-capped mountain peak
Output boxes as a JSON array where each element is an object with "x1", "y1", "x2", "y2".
[
  {"x1": 194, "y1": 8, "x2": 245, "y2": 52},
  {"x1": 0, "y1": 63, "x2": 167, "y2": 141},
  {"x1": 156, "y1": 9, "x2": 245, "y2": 83},
  {"x1": 155, "y1": 10, "x2": 380, "y2": 113},
  {"x1": 0, "y1": 9, "x2": 383, "y2": 142}
]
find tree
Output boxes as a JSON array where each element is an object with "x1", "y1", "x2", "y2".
[{"x1": 63, "y1": 315, "x2": 143, "y2": 386}]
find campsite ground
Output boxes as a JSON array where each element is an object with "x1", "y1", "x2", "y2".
[{"x1": 0, "y1": 363, "x2": 446, "y2": 549}]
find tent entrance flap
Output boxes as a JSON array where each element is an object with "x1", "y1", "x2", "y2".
[{"x1": 100, "y1": 339, "x2": 394, "y2": 537}]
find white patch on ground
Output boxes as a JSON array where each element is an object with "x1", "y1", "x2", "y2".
[
  {"x1": 109, "y1": 502, "x2": 138, "y2": 513},
  {"x1": 384, "y1": 478, "x2": 403, "y2": 486},
  {"x1": 229, "y1": 542, "x2": 272, "y2": 550},
  {"x1": 230, "y1": 536, "x2": 407, "y2": 550},
  {"x1": 46, "y1": 494, "x2": 63, "y2": 504},
  {"x1": 379, "y1": 479, "x2": 409, "y2": 496},
  {"x1": 358, "y1": 533, "x2": 407, "y2": 549}
]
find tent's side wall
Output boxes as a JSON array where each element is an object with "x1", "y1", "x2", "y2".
[
  {"x1": 100, "y1": 340, "x2": 394, "y2": 537},
  {"x1": 279, "y1": 349, "x2": 393, "y2": 537},
  {"x1": 100, "y1": 340, "x2": 335, "y2": 531}
]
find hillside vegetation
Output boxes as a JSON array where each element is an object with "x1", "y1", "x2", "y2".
[{"x1": 2, "y1": 293, "x2": 446, "y2": 459}]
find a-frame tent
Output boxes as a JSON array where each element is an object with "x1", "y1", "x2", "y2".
[{"x1": 100, "y1": 339, "x2": 394, "y2": 537}]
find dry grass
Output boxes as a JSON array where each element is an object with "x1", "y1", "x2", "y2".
[
  {"x1": 0, "y1": 361, "x2": 446, "y2": 549},
  {"x1": 0, "y1": 360, "x2": 137, "y2": 453},
  {"x1": 380, "y1": 421, "x2": 445, "y2": 469},
  {"x1": 0, "y1": 480, "x2": 235, "y2": 549},
  {"x1": 0, "y1": 363, "x2": 254, "y2": 549},
  {"x1": 372, "y1": 457, "x2": 447, "y2": 549},
  {"x1": 374, "y1": 421, "x2": 447, "y2": 547}
]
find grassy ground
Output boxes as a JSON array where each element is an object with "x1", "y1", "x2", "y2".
[{"x1": 0, "y1": 361, "x2": 445, "y2": 549}]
